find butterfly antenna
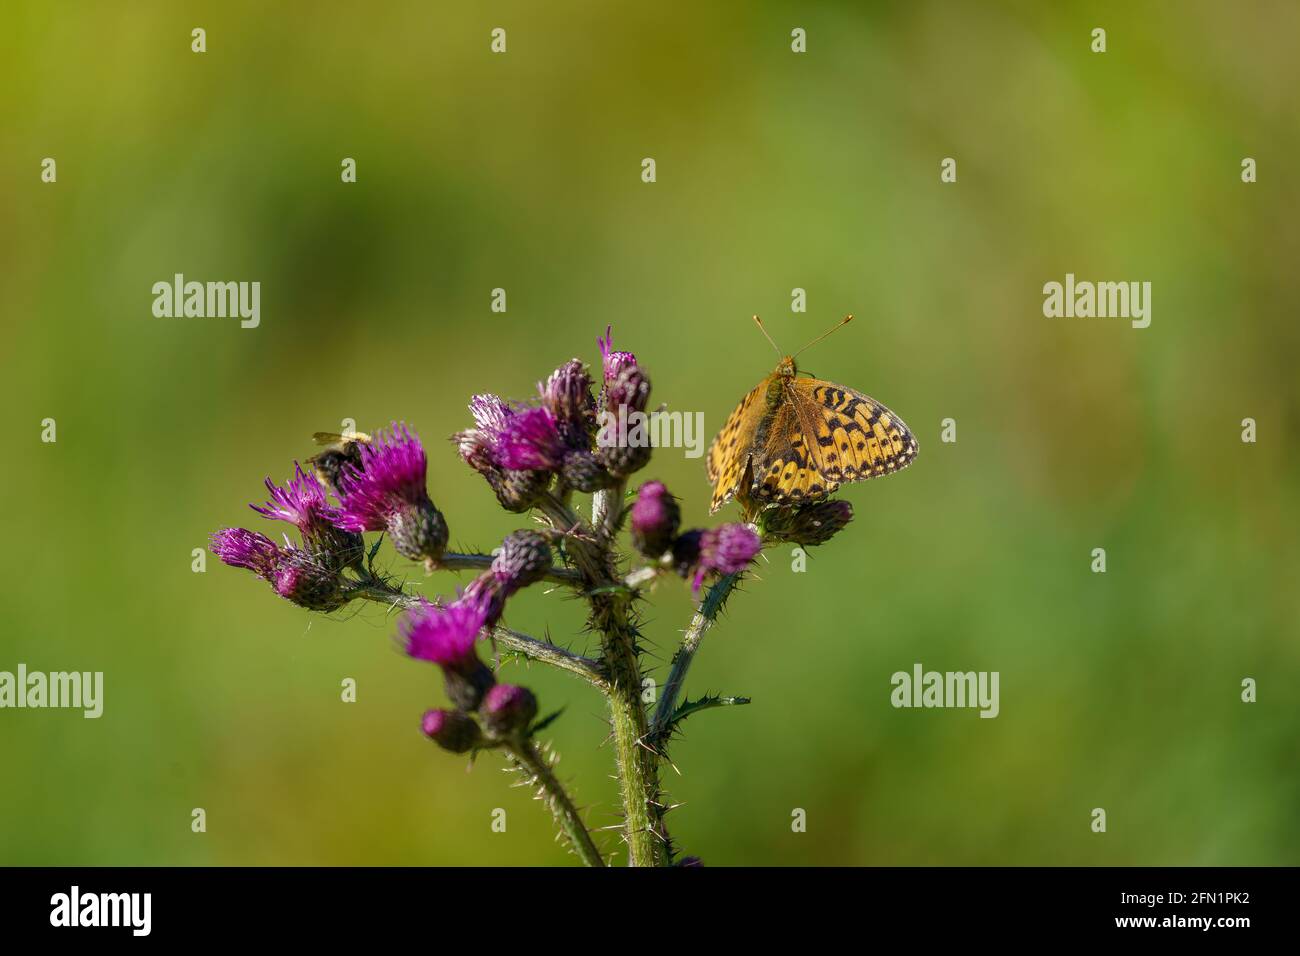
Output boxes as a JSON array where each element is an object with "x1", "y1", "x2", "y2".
[
  {"x1": 793, "y1": 314, "x2": 853, "y2": 359},
  {"x1": 752, "y1": 315, "x2": 783, "y2": 357}
]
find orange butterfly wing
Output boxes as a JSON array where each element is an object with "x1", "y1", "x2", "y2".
[
  {"x1": 748, "y1": 399, "x2": 841, "y2": 506},
  {"x1": 706, "y1": 378, "x2": 769, "y2": 513},
  {"x1": 786, "y1": 377, "x2": 918, "y2": 483}
]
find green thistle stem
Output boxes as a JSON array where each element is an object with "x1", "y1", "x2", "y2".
[
  {"x1": 347, "y1": 582, "x2": 607, "y2": 688},
  {"x1": 579, "y1": 484, "x2": 668, "y2": 867},
  {"x1": 435, "y1": 551, "x2": 582, "y2": 587},
  {"x1": 650, "y1": 572, "x2": 741, "y2": 742},
  {"x1": 506, "y1": 740, "x2": 605, "y2": 867}
]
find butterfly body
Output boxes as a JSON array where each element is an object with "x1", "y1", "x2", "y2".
[{"x1": 707, "y1": 354, "x2": 917, "y2": 514}]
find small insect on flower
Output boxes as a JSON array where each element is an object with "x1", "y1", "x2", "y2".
[{"x1": 308, "y1": 430, "x2": 373, "y2": 495}]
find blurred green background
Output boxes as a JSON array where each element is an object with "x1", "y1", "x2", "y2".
[{"x1": 2, "y1": 1, "x2": 1297, "y2": 866}]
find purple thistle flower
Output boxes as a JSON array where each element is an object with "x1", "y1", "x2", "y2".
[
  {"x1": 336, "y1": 422, "x2": 448, "y2": 566},
  {"x1": 211, "y1": 529, "x2": 344, "y2": 611},
  {"x1": 469, "y1": 394, "x2": 513, "y2": 442},
  {"x1": 251, "y1": 462, "x2": 338, "y2": 530},
  {"x1": 400, "y1": 598, "x2": 484, "y2": 667},
  {"x1": 211, "y1": 528, "x2": 281, "y2": 576},
  {"x1": 630, "y1": 480, "x2": 680, "y2": 558},
  {"x1": 455, "y1": 394, "x2": 515, "y2": 475},
  {"x1": 251, "y1": 463, "x2": 362, "y2": 570},
  {"x1": 336, "y1": 423, "x2": 429, "y2": 531},
  {"x1": 598, "y1": 325, "x2": 637, "y2": 383},
  {"x1": 400, "y1": 598, "x2": 495, "y2": 709},
  {"x1": 454, "y1": 397, "x2": 555, "y2": 512},
  {"x1": 701, "y1": 523, "x2": 762, "y2": 575},
  {"x1": 461, "y1": 575, "x2": 507, "y2": 627},
  {"x1": 677, "y1": 523, "x2": 762, "y2": 596},
  {"x1": 495, "y1": 406, "x2": 566, "y2": 471}
]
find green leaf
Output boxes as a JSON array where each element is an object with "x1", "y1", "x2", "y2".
[
  {"x1": 659, "y1": 693, "x2": 751, "y2": 743},
  {"x1": 528, "y1": 707, "x2": 566, "y2": 737}
]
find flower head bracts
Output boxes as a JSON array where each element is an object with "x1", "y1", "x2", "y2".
[
  {"x1": 763, "y1": 499, "x2": 854, "y2": 547},
  {"x1": 540, "y1": 359, "x2": 596, "y2": 451}
]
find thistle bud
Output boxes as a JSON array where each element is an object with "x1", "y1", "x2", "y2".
[
  {"x1": 492, "y1": 530, "x2": 553, "y2": 591},
  {"x1": 481, "y1": 684, "x2": 539, "y2": 739},
  {"x1": 421, "y1": 708, "x2": 483, "y2": 754},
  {"x1": 764, "y1": 499, "x2": 854, "y2": 546},
  {"x1": 387, "y1": 499, "x2": 450, "y2": 567},
  {"x1": 597, "y1": 326, "x2": 638, "y2": 384},
  {"x1": 595, "y1": 365, "x2": 653, "y2": 477},
  {"x1": 271, "y1": 549, "x2": 348, "y2": 611},
  {"x1": 561, "y1": 449, "x2": 615, "y2": 492},
  {"x1": 488, "y1": 468, "x2": 552, "y2": 512},
  {"x1": 630, "y1": 481, "x2": 680, "y2": 558},
  {"x1": 604, "y1": 365, "x2": 651, "y2": 416},
  {"x1": 540, "y1": 359, "x2": 596, "y2": 451},
  {"x1": 671, "y1": 529, "x2": 704, "y2": 579}
]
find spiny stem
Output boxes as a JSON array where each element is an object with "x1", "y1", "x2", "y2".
[
  {"x1": 547, "y1": 483, "x2": 667, "y2": 866},
  {"x1": 506, "y1": 740, "x2": 605, "y2": 867},
  {"x1": 347, "y1": 582, "x2": 608, "y2": 688},
  {"x1": 434, "y1": 551, "x2": 583, "y2": 587},
  {"x1": 596, "y1": 595, "x2": 666, "y2": 866},
  {"x1": 650, "y1": 572, "x2": 741, "y2": 741}
]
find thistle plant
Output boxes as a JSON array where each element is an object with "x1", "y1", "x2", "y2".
[{"x1": 211, "y1": 328, "x2": 857, "y2": 866}]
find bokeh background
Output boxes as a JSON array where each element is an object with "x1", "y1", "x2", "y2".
[{"x1": 2, "y1": 1, "x2": 1297, "y2": 866}]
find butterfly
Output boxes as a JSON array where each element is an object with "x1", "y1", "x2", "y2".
[{"x1": 706, "y1": 315, "x2": 918, "y2": 514}]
